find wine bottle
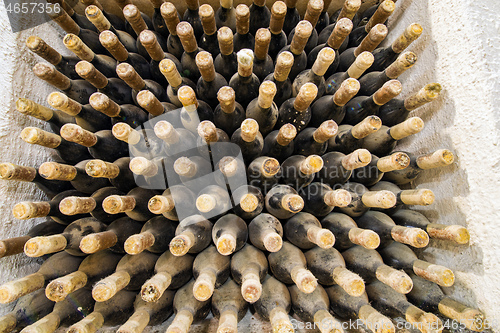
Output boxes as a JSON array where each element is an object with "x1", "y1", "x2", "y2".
[
  {"x1": 343, "y1": 79, "x2": 402, "y2": 125},
  {"x1": 324, "y1": 51, "x2": 374, "y2": 95},
  {"x1": 342, "y1": 245, "x2": 413, "y2": 294},
  {"x1": 0, "y1": 221, "x2": 65, "y2": 259},
  {"x1": 247, "y1": 156, "x2": 281, "y2": 194},
  {"x1": 280, "y1": 154, "x2": 324, "y2": 190},
  {"x1": 351, "y1": 152, "x2": 411, "y2": 186},
  {"x1": 89, "y1": 92, "x2": 148, "y2": 128},
  {"x1": 265, "y1": 184, "x2": 304, "y2": 219},
  {"x1": 15, "y1": 98, "x2": 75, "y2": 134},
  {"x1": 214, "y1": 156, "x2": 247, "y2": 191},
  {"x1": 102, "y1": 187, "x2": 156, "y2": 221},
  {"x1": 196, "y1": 121, "x2": 231, "y2": 161},
  {"x1": 356, "y1": 1, "x2": 391, "y2": 28},
  {"x1": 337, "y1": 23, "x2": 388, "y2": 73},
  {"x1": 293, "y1": 120, "x2": 338, "y2": 156},
  {"x1": 261, "y1": 124, "x2": 296, "y2": 163},
  {"x1": 157, "y1": 60, "x2": 195, "y2": 108},
  {"x1": 276, "y1": 83, "x2": 318, "y2": 132},
  {"x1": 282, "y1": 0, "x2": 300, "y2": 36},
  {"x1": 214, "y1": 27, "x2": 239, "y2": 83},
  {"x1": 338, "y1": 182, "x2": 397, "y2": 217},
  {"x1": 280, "y1": 20, "x2": 313, "y2": 80},
  {"x1": 172, "y1": 156, "x2": 213, "y2": 192},
  {"x1": 212, "y1": 214, "x2": 248, "y2": 256},
  {"x1": 253, "y1": 28, "x2": 274, "y2": 81},
  {"x1": 196, "y1": 185, "x2": 232, "y2": 219},
  {"x1": 230, "y1": 244, "x2": 268, "y2": 303},
  {"x1": 81, "y1": 0, "x2": 126, "y2": 31},
  {"x1": 123, "y1": 4, "x2": 165, "y2": 50},
  {"x1": 263, "y1": 51, "x2": 294, "y2": 107},
  {"x1": 176, "y1": 22, "x2": 204, "y2": 82},
  {"x1": 300, "y1": 182, "x2": 351, "y2": 217},
  {"x1": 284, "y1": 212, "x2": 335, "y2": 249},
  {"x1": 370, "y1": 181, "x2": 435, "y2": 213},
  {"x1": 286, "y1": 0, "x2": 323, "y2": 54},
  {"x1": 378, "y1": 83, "x2": 442, "y2": 126},
  {"x1": 310, "y1": 78, "x2": 360, "y2": 127},
  {"x1": 379, "y1": 241, "x2": 454, "y2": 287},
  {"x1": 38, "y1": 161, "x2": 109, "y2": 194},
  {"x1": 169, "y1": 215, "x2": 212, "y2": 256},
  {"x1": 60, "y1": 123, "x2": 129, "y2": 162},
  {"x1": 316, "y1": 0, "x2": 333, "y2": 32},
  {"x1": 66, "y1": 290, "x2": 136, "y2": 333},
  {"x1": 406, "y1": 273, "x2": 485, "y2": 332},
  {"x1": 318, "y1": 0, "x2": 360, "y2": 46},
  {"x1": 229, "y1": 49, "x2": 260, "y2": 108},
  {"x1": 198, "y1": 4, "x2": 220, "y2": 57},
  {"x1": 293, "y1": 47, "x2": 336, "y2": 100},
  {"x1": 211, "y1": 278, "x2": 248, "y2": 333},
  {"x1": 325, "y1": 285, "x2": 396, "y2": 333},
  {"x1": 231, "y1": 185, "x2": 264, "y2": 220},
  {"x1": 79, "y1": 217, "x2": 143, "y2": 254},
  {"x1": 59, "y1": 186, "x2": 126, "y2": 223},
  {"x1": 164, "y1": 280, "x2": 211, "y2": 333},
  {"x1": 192, "y1": 245, "x2": 231, "y2": 301},
  {"x1": 213, "y1": 86, "x2": 245, "y2": 136},
  {"x1": 116, "y1": 290, "x2": 174, "y2": 333},
  {"x1": 195, "y1": 51, "x2": 228, "y2": 110},
  {"x1": 322, "y1": 212, "x2": 380, "y2": 250},
  {"x1": 248, "y1": 0, "x2": 271, "y2": 36},
  {"x1": 116, "y1": 63, "x2": 167, "y2": 104},
  {"x1": 0, "y1": 290, "x2": 54, "y2": 333},
  {"x1": 160, "y1": 2, "x2": 183, "y2": 60},
  {"x1": 315, "y1": 149, "x2": 370, "y2": 186},
  {"x1": 135, "y1": 90, "x2": 177, "y2": 119},
  {"x1": 383, "y1": 149, "x2": 455, "y2": 185},
  {"x1": 390, "y1": 209, "x2": 470, "y2": 245},
  {"x1": 128, "y1": 158, "x2": 170, "y2": 191},
  {"x1": 148, "y1": 0, "x2": 169, "y2": 39},
  {"x1": 20, "y1": 127, "x2": 92, "y2": 165},
  {"x1": 0, "y1": 251, "x2": 83, "y2": 303},
  {"x1": 215, "y1": 0, "x2": 236, "y2": 32},
  {"x1": 91, "y1": 252, "x2": 158, "y2": 302},
  {"x1": 182, "y1": 0, "x2": 203, "y2": 40},
  {"x1": 148, "y1": 185, "x2": 196, "y2": 221},
  {"x1": 268, "y1": 1, "x2": 287, "y2": 60},
  {"x1": 248, "y1": 213, "x2": 284, "y2": 253},
  {"x1": 178, "y1": 86, "x2": 214, "y2": 132},
  {"x1": 326, "y1": 115, "x2": 381, "y2": 154},
  {"x1": 141, "y1": 251, "x2": 194, "y2": 302},
  {"x1": 49, "y1": 0, "x2": 96, "y2": 32},
  {"x1": 85, "y1": 158, "x2": 135, "y2": 192},
  {"x1": 32, "y1": 63, "x2": 96, "y2": 105},
  {"x1": 45, "y1": 250, "x2": 122, "y2": 302},
  {"x1": 347, "y1": 0, "x2": 395, "y2": 48},
  {"x1": 254, "y1": 276, "x2": 295, "y2": 332},
  {"x1": 46, "y1": 92, "x2": 111, "y2": 132},
  {"x1": 233, "y1": 4, "x2": 255, "y2": 52},
  {"x1": 365, "y1": 281, "x2": 444, "y2": 333},
  {"x1": 63, "y1": 33, "x2": 117, "y2": 79},
  {"x1": 231, "y1": 119, "x2": 264, "y2": 164},
  {"x1": 124, "y1": 216, "x2": 176, "y2": 255},
  {"x1": 26, "y1": 36, "x2": 79, "y2": 80},
  {"x1": 268, "y1": 242, "x2": 318, "y2": 293}
]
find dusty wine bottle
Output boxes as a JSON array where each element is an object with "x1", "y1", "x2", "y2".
[
  {"x1": 261, "y1": 124, "x2": 296, "y2": 163},
  {"x1": 319, "y1": 0, "x2": 361, "y2": 46},
  {"x1": 148, "y1": 0, "x2": 170, "y2": 38},
  {"x1": 326, "y1": 115, "x2": 382, "y2": 154},
  {"x1": 116, "y1": 63, "x2": 167, "y2": 104},
  {"x1": 160, "y1": 2, "x2": 183, "y2": 59},
  {"x1": 214, "y1": 27, "x2": 238, "y2": 83},
  {"x1": 169, "y1": 215, "x2": 213, "y2": 256},
  {"x1": 177, "y1": 86, "x2": 214, "y2": 133},
  {"x1": 102, "y1": 187, "x2": 156, "y2": 221},
  {"x1": 370, "y1": 181, "x2": 435, "y2": 212},
  {"x1": 321, "y1": 212, "x2": 381, "y2": 250},
  {"x1": 196, "y1": 120, "x2": 230, "y2": 161},
  {"x1": 192, "y1": 245, "x2": 231, "y2": 301},
  {"x1": 211, "y1": 278, "x2": 248, "y2": 333},
  {"x1": 155, "y1": 120, "x2": 197, "y2": 156},
  {"x1": 81, "y1": 0, "x2": 125, "y2": 31},
  {"x1": 315, "y1": 149, "x2": 371, "y2": 186},
  {"x1": 276, "y1": 82, "x2": 318, "y2": 132},
  {"x1": 324, "y1": 51, "x2": 374, "y2": 95},
  {"x1": 89, "y1": 92, "x2": 148, "y2": 128},
  {"x1": 198, "y1": 4, "x2": 220, "y2": 57},
  {"x1": 231, "y1": 119, "x2": 264, "y2": 164},
  {"x1": 173, "y1": 156, "x2": 214, "y2": 192},
  {"x1": 233, "y1": 4, "x2": 255, "y2": 52},
  {"x1": 230, "y1": 244, "x2": 267, "y2": 303},
  {"x1": 252, "y1": 28, "x2": 274, "y2": 81},
  {"x1": 348, "y1": 0, "x2": 395, "y2": 48},
  {"x1": 280, "y1": 154, "x2": 324, "y2": 190},
  {"x1": 286, "y1": 0, "x2": 323, "y2": 54},
  {"x1": 245, "y1": 82, "x2": 278, "y2": 137},
  {"x1": 15, "y1": 98, "x2": 75, "y2": 134},
  {"x1": 247, "y1": 156, "x2": 280, "y2": 193},
  {"x1": 293, "y1": 120, "x2": 338, "y2": 156},
  {"x1": 196, "y1": 185, "x2": 232, "y2": 219},
  {"x1": 284, "y1": 212, "x2": 335, "y2": 249},
  {"x1": 50, "y1": 0, "x2": 96, "y2": 32},
  {"x1": 248, "y1": 213, "x2": 284, "y2": 253},
  {"x1": 215, "y1": 0, "x2": 236, "y2": 32},
  {"x1": 195, "y1": 51, "x2": 228, "y2": 110},
  {"x1": 268, "y1": 1, "x2": 287, "y2": 60},
  {"x1": 214, "y1": 156, "x2": 247, "y2": 191},
  {"x1": 122, "y1": 4, "x2": 166, "y2": 51},
  {"x1": 338, "y1": 182, "x2": 397, "y2": 217},
  {"x1": 300, "y1": 182, "x2": 351, "y2": 217},
  {"x1": 263, "y1": 51, "x2": 294, "y2": 107},
  {"x1": 124, "y1": 216, "x2": 176, "y2": 255},
  {"x1": 280, "y1": 20, "x2": 313, "y2": 80},
  {"x1": 135, "y1": 90, "x2": 177, "y2": 119},
  {"x1": 212, "y1": 214, "x2": 248, "y2": 256},
  {"x1": 265, "y1": 184, "x2": 304, "y2": 219},
  {"x1": 176, "y1": 21, "x2": 204, "y2": 81},
  {"x1": 282, "y1": 0, "x2": 300, "y2": 36},
  {"x1": 231, "y1": 185, "x2": 264, "y2": 220},
  {"x1": 351, "y1": 152, "x2": 411, "y2": 186},
  {"x1": 182, "y1": 0, "x2": 203, "y2": 40},
  {"x1": 85, "y1": 158, "x2": 136, "y2": 192},
  {"x1": 229, "y1": 49, "x2": 260, "y2": 108},
  {"x1": 148, "y1": 185, "x2": 196, "y2": 221},
  {"x1": 213, "y1": 86, "x2": 245, "y2": 136}
]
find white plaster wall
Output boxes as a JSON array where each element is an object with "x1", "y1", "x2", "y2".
[{"x1": 0, "y1": 0, "x2": 499, "y2": 332}]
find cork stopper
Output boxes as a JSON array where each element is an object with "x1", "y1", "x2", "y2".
[
  {"x1": 174, "y1": 157, "x2": 198, "y2": 178},
  {"x1": 289, "y1": 21, "x2": 313, "y2": 55},
  {"x1": 299, "y1": 155, "x2": 323, "y2": 175},
  {"x1": 169, "y1": 232, "x2": 195, "y2": 256},
  {"x1": 24, "y1": 235, "x2": 68, "y2": 257},
  {"x1": 45, "y1": 271, "x2": 88, "y2": 302},
  {"x1": 313, "y1": 120, "x2": 338, "y2": 143},
  {"x1": 219, "y1": 0, "x2": 233, "y2": 9},
  {"x1": 159, "y1": 59, "x2": 182, "y2": 88},
  {"x1": 102, "y1": 195, "x2": 137, "y2": 214},
  {"x1": 372, "y1": 80, "x2": 402, "y2": 105},
  {"x1": 123, "y1": 4, "x2": 148, "y2": 35},
  {"x1": 375, "y1": 265, "x2": 413, "y2": 294},
  {"x1": 260, "y1": 157, "x2": 281, "y2": 177},
  {"x1": 427, "y1": 224, "x2": 470, "y2": 245},
  {"x1": 276, "y1": 124, "x2": 297, "y2": 146},
  {"x1": 47, "y1": 92, "x2": 82, "y2": 116},
  {"x1": 89, "y1": 92, "x2": 120, "y2": 117},
  {"x1": 166, "y1": 310, "x2": 194, "y2": 333},
  {"x1": 437, "y1": 298, "x2": 485, "y2": 331},
  {"x1": 197, "y1": 121, "x2": 218, "y2": 143},
  {"x1": 12, "y1": 202, "x2": 51, "y2": 219},
  {"x1": 239, "y1": 194, "x2": 259, "y2": 213},
  {"x1": 324, "y1": 189, "x2": 352, "y2": 207},
  {"x1": 59, "y1": 197, "x2": 97, "y2": 215},
  {"x1": 0, "y1": 273, "x2": 46, "y2": 304},
  {"x1": 32, "y1": 63, "x2": 71, "y2": 90},
  {"x1": 293, "y1": 83, "x2": 318, "y2": 112},
  {"x1": 269, "y1": 1, "x2": 287, "y2": 34},
  {"x1": 219, "y1": 156, "x2": 240, "y2": 178},
  {"x1": 217, "y1": 86, "x2": 236, "y2": 114},
  {"x1": 237, "y1": 49, "x2": 254, "y2": 77},
  {"x1": 269, "y1": 308, "x2": 294, "y2": 333},
  {"x1": 48, "y1": 7, "x2": 80, "y2": 35},
  {"x1": 312, "y1": 47, "x2": 336, "y2": 76},
  {"x1": 290, "y1": 267, "x2": 317, "y2": 293},
  {"x1": 285, "y1": 0, "x2": 297, "y2": 8},
  {"x1": 385, "y1": 51, "x2": 417, "y2": 79},
  {"x1": 389, "y1": 116, "x2": 424, "y2": 140},
  {"x1": 273, "y1": 51, "x2": 294, "y2": 81},
  {"x1": 20, "y1": 127, "x2": 62, "y2": 148},
  {"x1": 75, "y1": 61, "x2": 108, "y2": 89},
  {"x1": 92, "y1": 271, "x2": 131, "y2": 302},
  {"x1": 141, "y1": 271, "x2": 173, "y2": 302},
  {"x1": 216, "y1": 233, "x2": 237, "y2": 256},
  {"x1": 235, "y1": 4, "x2": 250, "y2": 35},
  {"x1": 199, "y1": 4, "x2": 216, "y2": 35},
  {"x1": 390, "y1": 226, "x2": 429, "y2": 248},
  {"x1": 307, "y1": 226, "x2": 335, "y2": 249},
  {"x1": 130, "y1": 157, "x2": 159, "y2": 177},
  {"x1": 348, "y1": 228, "x2": 380, "y2": 249},
  {"x1": 347, "y1": 51, "x2": 375, "y2": 79},
  {"x1": 60, "y1": 124, "x2": 98, "y2": 147},
  {"x1": 332, "y1": 266, "x2": 365, "y2": 297},
  {"x1": 361, "y1": 190, "x2": 396, "y2": 209},
  {"x1": 240, "y1": 119, "x2": 260, "y2": 142},
  {"x1": 404, "y1": 83, "x2": 442, "y2": 111},
  {"x1": 161, "y1": 2, "x2": 180, "y2": 35},
  {"x1": 26, "y1": 36, "x2": 62, "y2": 65},
  {"x1": 149, "y1": 0, "x2": 163, "y2": 8},
  {"x1": 178, "y1": 86, "x2": 199, "y2": 107},
  {"x1": 281, "y1": 194, "x2": 304, "y2": 213},
  {"x1": 196, "y1": 51, "x2": 216, "y2": 82},
  {"x1": 0, "y1": 163, "x2": 36, "y2": 182},
  {"x1": 148, "y1": 195, "x2": 175, "y2": 214},
  {"x1": 341, "y1": 149, "x2": 372, "y2": 170},
  {"x1": 333, "y1": 78, "x2": 360, "y2": 106},
  {"x1": 327, "y1": 18, "x2": 353, "y2": 49},
  {"x1": 67, "y1": 312, "x2": 105, "y2": 333},
  {"x1": 116, "y1": 63, "x2": 146, "y2": 90},
  {"x1": 392, "y1": 23, "x2": 423, "y2": 53},
  {"x1": 262, "y1": 232, "x2": 283, "y2": 253},
  {"x1": 136, "y1": 90, "x2": 164, "y2": 116},
  {"x1": 217, "y1": 27, "x2": 234, "y2": 56},
  {"x1": 365, "y1": 0, "x2": 395, "y2": 32},
  {"x1": 254, "y1": 28, "x2": 271, "y2": 60},
  {"x1": 351, "y1": 116, "x2": 382, "y2": 139},
  {"x1": 15, "y1": 98, "x2": 54, "y2": 121},
  {"x1": 304, "y1": 0, "x2": 324, "y2": 28},
  {"x1": 63, "y1": 34, "x2": 95, "y2": 62},
  {"x1": 399, "y1": 188, "x2": 435, "y2": 206},
  {"x1": 376, "y1": 152, "x2": 410, "y2": 173},
  {"x1": 85, "y1": 5, "x2": 111, "y2": 32},
  {"x1": 241, "y1": 272, "x2": 262, "y2": 303},
  {"x1": 39, "y1": 162, "x2": 77, "y2": 181},
  {"x1": 257, "y1": 81, "x2": 277, "y2": 109},
  {"x1": 185, "y1": 0, "x2": 199, "y2": 10},
  {"x1": 154, "y1": 121, "x2": 179, "y2": 144},
  {"x1": 80, "y1": 231, "x2": 118, "y2": 254},
  {"x1": 314, "y1": 310, "x2": 343, "y2": 333},
  {"x1": 99, "y1": 31, "x2": 128, "y2": 61},
  {"x1": 354, "y1": 24, "x2": 388, "y2": 56},
  {"x1": 405, "y1": 306, "x2": 443, "y2": 333},
  {"x1": 139, "y1": 30, "x2": 165, "y2": 62},
  {"x1": 416, "y1": 149, "x2": 454, "y2": 170},
  {"x1": 177, "y1": 22, "x2": 198, "y2": 53},
  {"x1": 412, "y1": 260, "x2": 455, "y2": 287},
  {"x1": 336, "y1": 0, "x2": 361, "y2": 22},
  {"x1": 193, "y1": 271, "x2": 216, "y2": 301},
  {"x1": 112, "y1": 123, "x2": 142, "y2": 144},
  {"x1": 196, "y1": 194, "x2": 217, "y2": 213},
  {"x1": 358, "y1": 305, "x2": 395, "y2": 333}
]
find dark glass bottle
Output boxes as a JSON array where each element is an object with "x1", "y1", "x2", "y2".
[
  {"x1": 148, "y1": 185, "x2": 197, "y2": 222},
  {"x1": 280, "y1": 20, "x2": 313, "y2": 80},
  {"x1": 338, "y1": 182, "x2": 397, "y2": 218},
  {"x1": 149, "y1": 0, "x2": 169, "y2": 38},
  {"x1": 299, "y1": 182, "x2": 352, "y2": 217},
  {"x1": 199, "y1": 4, "x2": 220, "y2": 57},
  {"x1": 81, "y1": 0, "x2": 125, "y2": 31},
  {"x1": 214, "y1": 27, "x2": 239, "y2": 83},
  {"x1": 280, "y1": 154, "x2": 324, "y2": 190},
  {"x1": 253, "y1": 28, "x2": 274, "y2": 82},
  {"x1": 286, "y1": 0, "x2": 322, "y2": 54},
  {"x1": 265, "y1": 185, "x2": 304, "y2": 219},
  {"x1": 15, "y1": 98, "x2": 75, "y2": 134},
  {"x1": 282, "y1": 0, "x2": 300, "y2": 36},
  {"x1": 351, "y1": 152, "x2": 411, "y2": 186},
  {"x1": 284, "y1": 212, "x2": 335, "y2": 249},
  {"x1": 231, "y1": 246, "x2": 267, "y2": 302},
  {"x1": 89, "y1": 92, "x2": 148, "y2": 128},
  {"x1": 176, "y1": 22, "x2": 204, "y2": 82},
  {"x1": 229, "y1": 49, "x2": 260, "y2": 108},
  {"x1": 249, "y1": 0, "x2": 271, "y2": 35},
  {"x1": 116, "y1": 62, "x2": 168, "y2": 104},
  {"x1": 261, "y1": 124, "x2": 297, "y2": 163},
  {"x1": 213, "y1": 86, "x2": 245, "y2": 136},
  {"x1": 254, "y1": 276, "x2": 295, "y2": 332},
  {"x1": 123, "y1": 4, "x2": 166, "y2": 54},
  {"x1": 195, "y1": 185, "x2": 232, "y2": 219},
  {"x1": 211, "y1": 279, "x2": 249, "y2": 332},
  {"x1": 263, "y1": 51, "x2": 294, "y2": 107},
  {"x1": 231, "y1": 119, "x2": 264, "y2": 164},
  {"x1": 183, "y1": 0, "x2": 204, "y2": 40},
  {"x1": 276, "y1": 82, "x2": 318, "y2": 132},
  {"x1": 160, "y1": 1, "x2": 183, "y2": 60},
  {"x1": 192, "y1": 246, "x2": 231, "y2": 301},
  {"x1": 247, "y1": 156, "x2": 281, "y2": 194},
  {"x1": 195, "y1": 51, "x2": 228, "y2": 110},
  {"x1": 215, "y1": 0, "x2": 236, "y2": 32},
  {"x1": 248, "y1": 213, "x2": 283, "y2": 253},
  {"x1": 124, "y1": 216, "x2": 176, "y2": 255},
  {"x1": 212, "y1": 214, "x2": 248, "y2": 256},
  {"x1": 233, "y1": 4, "x2": 255, "y2": 52},
  {"x1": 158, "y1": 58, "x2": 197, "y2": 108},
  {"x1": 293, "y1": 120, "x2": 338, "y2": 156},
  {"x1": 321, "y1": 212, "x2": 380, "y2": 250},
  {"x1": 325, "y1": 51, "x2": 374, "y2": 95},
  {"x1": 85, "y1": 158, "x2": 136, "y2": 193},
  {"x1": 315, "y1": 149, "x2": 372, "y2": 186},
  {"x1": 326, "y1": 115, "x2": 382, "y2": 154},
  {"x1": 102, "y1": 186, "x2": 157, "y2": 221},
  {"x1": 231, "y1": 185, "x2": 264, "y2": 221},
  {"x1": 246, "y1": 81, "x2": 278, "y2": 136},
  {"x1": 169, "y1": 214, "x2": 213, "y2": 256},
  {"x1": 268, "y1": 1, "x2": 288, "y2": 60}
]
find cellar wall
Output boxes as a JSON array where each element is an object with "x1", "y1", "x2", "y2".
[{"x1": 0, "y1": 0, "x2": 499, "y2": 331}]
